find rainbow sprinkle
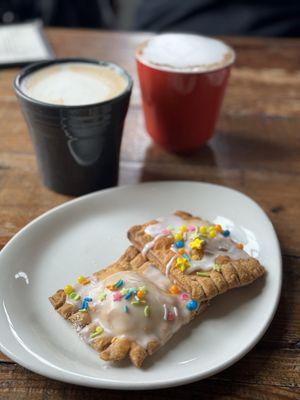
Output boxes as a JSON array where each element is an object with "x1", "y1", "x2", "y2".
[
  {"x1": 114, "y1": 279, "x2": 124, "y2": 289},
  {"x1": 144, "y1": 305, "x2": 150, "y2": 317}
]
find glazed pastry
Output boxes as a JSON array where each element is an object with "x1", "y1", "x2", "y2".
[
  {"x1": 49, "y1": 246, "x2": 206, "y2": 368},
  {"x1": 127, "y1": 211, "x2": 265, "y2": 301}
]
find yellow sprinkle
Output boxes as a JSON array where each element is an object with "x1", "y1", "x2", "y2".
[
  {"x1": 236, "y1": 243, "x2": 244, "y2": 250},
  {"x1": 191, "y1": 255, "x2": 199, "y2": 260},
  {"x1": 180, "y1": 225, "x2": 187, "y2": 232},
  {"x1": 77, "y1": 275, "x2": 90, "y2": 285},
  {"x1": 174, "y1": 233, "x2": 183, "y2": 241},
  {"x1": 189, "y1": 238, "x2": 204, "y2": 250},
  {"x1": 176, "y1": 257, "x2": 189, "y2": 272},
  {"x1": 64, "y1": 285, "x2": 74, "y2": 295},
  {"x1": 199, "y1": 226, "x2": 207, "y2": 234},
  {"x1": 209, "y1": 230, "x2": 217, "y2": 238}
]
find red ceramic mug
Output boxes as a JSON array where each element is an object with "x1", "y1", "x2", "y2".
[{"x1": 136, "y1": 34, "x2": 235, "y2": 153}]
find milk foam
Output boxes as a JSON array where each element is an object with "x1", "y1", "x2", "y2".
[
  {"x1": 138, "y1": 33, "x2": 235, "y2": 72},
  {"x1": 21, "y1": 62, "x2": 128, "y2": 106}
]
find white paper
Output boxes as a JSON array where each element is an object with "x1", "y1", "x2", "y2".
[{"x1": 0, "y1": 21, "x2": 53, "y2": 65}]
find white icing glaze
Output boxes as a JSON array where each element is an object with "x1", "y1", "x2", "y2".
[
  {"x1": 144, "y1": 214, "x2": 251, "y2": 274},
  {"x1": 142, "y1": 233, "x2": 166, "y2": 257},
  {"x1": 165, "y1": 255, "x2": 178, "y2": 277},
  {"x1": 142, "y1": 264, "x2": 172, "y2": 291},
  {"x1": 67, "y1": 271, "x2": 191, "y2": 348}
]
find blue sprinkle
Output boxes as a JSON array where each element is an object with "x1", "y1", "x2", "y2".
[
  {"x1": 81, "y1": 301, "x2": 88, "y2": 309},
  {"x1": 114, "y1": 279, "x2": 124, "y2": 288},
  {"x1": 222, "y1": 230, "x2": 230, "y2": 237},
  {"x1": 175, "y1": 241, "x2": 185, "y2": 248},
  {"x1": 123, "y1": 305, "x2": 129, "y2": 313},
  {"x1": 125, "y1": 289, "x2": 134, "y2": 300},
  {"x1": 84, "y1": 297, "x2": 92, "y2": 302},
  {"x1": 186, "y1": 300, "x2": 199, "y2": 311},
  {"x1": 182, "y1": 254, "x2": 190, "y2": 260}
]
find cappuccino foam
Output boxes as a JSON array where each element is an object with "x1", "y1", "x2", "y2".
[
  {"x1": 137, "y1": 33, "x2": 235, "y2": 72},
  {"x1": 21, "y1": 62, "x2": 128, "y2": 106}
]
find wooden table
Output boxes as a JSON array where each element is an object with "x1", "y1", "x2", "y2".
[{"x1": 0, "y1": 28, "x2": 299, "y2": 399}]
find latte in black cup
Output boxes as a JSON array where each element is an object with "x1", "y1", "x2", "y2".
[
  {"x1": 20, "y1": 62, "x2": 128, "y2": 106},
  {"x1": 14, "y1": 59, "x2": 132, "y2": 196}
]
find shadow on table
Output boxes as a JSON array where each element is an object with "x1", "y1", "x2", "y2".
[{"x1": 139, "y1": 142, "x2": 218, "y2": 183}]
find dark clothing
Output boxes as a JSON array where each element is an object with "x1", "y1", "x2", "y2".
[
  {"x1": 0, "y1": 0, "x2": 105, "y2": 28},
  {"x1": 134, "y1": 0, "x2": 300, "y2": 37}
]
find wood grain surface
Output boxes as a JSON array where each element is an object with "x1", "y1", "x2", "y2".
[{"x1": 0, "y1": 28, "x2": 299, "y2": 399}]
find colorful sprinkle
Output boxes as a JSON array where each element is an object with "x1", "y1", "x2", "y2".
[
  {"x1": 124, "y1": 288, "x2": 135, "y2": 300},
  {"x1": 215, "y1": 224, "x2": 223, "y2": 233},
  {"x1": 175, "y1": 240, "x2": 185, "y2": 248},
  {"x1": 190, "y1": 231, "x2": 200, "y2": 240},
  {"x1": 162, "y1": 228, "x2": 171, "y2": 235},
  {"x1": 131, "y1": 300, "x2": 141, "y2": 306},
  {"x1": 176, "y1": 257, "x2": 189, "y2": 272},
  {"x1": 106, "y1": 284, "x2": 117, "y2": 291},
  {"x1": 137, "y1": 290, "x2": 145, "y2": 300},
  {"x1": 113, "y1": 292, "x2": 123, "y2": 301},
  {"x1": 77, "y1": 275, "x2": 90, "y2": 285},
  {"x1": 114, "y1": 279, "x2": 124, "y2": 289},
  {"x1": 222, "y1": 230, "x2": 230, "y2": 237},
  {"x1": 213, "y1": 263, "x2": 222, "y2": 272},
  {"x1": 174, "y1": 233, "x2": 183, "y2": 241},
  {"x1": 90, "y1": 326, "x2": 103, "y2": 339},
  {"x1": 209, "y1": 230, "x2": 217, "y2": 238},
  {"x1": 178, "y1": 248, "x2": 185, "y2": 255},
  {"x1": 236, "y1": 243, "x2": 244, "y2": 250},
  {"x1": 120, "y1": 287, "x2": 129, "y2": 296},
  {"x1": 98, "y1": 292, "x2": 107, "y2": 301},
  {"x1": 189, "y1": 238, "x2": 204, "y2": 250},
  {"x1": 167, "y1": 311, "x2": 174, "y2": 321},
  {"x1": 80, "y1": 297, "x2": 92, "y2": 310},
  {"x1": 191, "y1": 254, "x2": 199, "y2": 260},
  {"x1": 144, "y1": 305, "x2": 150, "y2": 317},
  {"x1": 169, "y1": 284, "x2": 180, "y2": 294},
  {"x1": 167, "y1": 225, "x2": 173, "y2": 231},
  {"x1": 186, "y1": 300, "x2": 199, "y2": 311},
  {"x1": 123, "y1": 305, "x2": 129, "y2": 313},
  {"x1": 64, "y1": 285, "x2": 74, "y2": 295},
  {"x1": 196, "y1": 272, "x2": 210, "y2": 277},
  {"x1": 180, "y1": 293, "x2": 189, "y2": 300},
  {"x1": 199, "y1": 225, "x2": 207, "y2": 234},
  {"x1": 187, "y1": 225, "x2": 196, "y2": 232},
  {"x1": 138, "y1": 285, "x2": 148, "y2": 294},
  {"x1": 69, "y1": 292, "x2": 81, "y2": 301},
  {"x1": 180, "y1": 225, "x2": 187, "y2": 233}
]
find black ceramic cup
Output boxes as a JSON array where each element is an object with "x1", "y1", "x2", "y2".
[{"x1": 14, "y1": 58, "x2": 133, "y2": 196}]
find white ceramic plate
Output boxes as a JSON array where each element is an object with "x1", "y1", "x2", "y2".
[{"x1": 0, "y1": 181, "x2": 281, "y2": 390}]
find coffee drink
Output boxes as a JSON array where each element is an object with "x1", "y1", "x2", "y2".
[
  {"x1": 15, "y1": 59, "x2": 132, "y2": 195},
  {"x1": 136, "y1": 33, "x2": 235, "y2": 73},
  {"x1": 136, "y1": 34, "x2": 235, "y2": 152},
  {"x1": 21, "y1": 62, "x2": 128, "y2": 106}
]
